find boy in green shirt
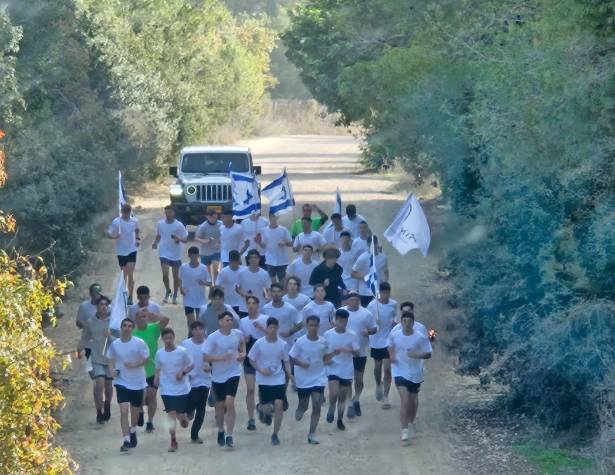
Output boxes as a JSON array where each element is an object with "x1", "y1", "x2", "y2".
[{"x1": 291, "y1": 203, "x2": 328, "y2": 237}]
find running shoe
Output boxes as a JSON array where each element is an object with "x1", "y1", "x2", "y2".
[
  {"x1": 308, "y1": 434, "x2": 320, "y2": 445},
  {"x1": 145, "y1": 422, "x2": 155, "y2": 433},
  {"x1": 408, "y1": 423, "x2": 417, "y2": 439},
  {"x1": 171, "y1": 293, "x2": 178, "y2": 305},
  {"x1": 295, "y1": 408, "x2": 305, "y2": 421},
  {"x1": 257, "y1": 405, "x2": 266, "y2": 424},
  {"x1": 337, "y1": 419, "x2": 346, "y2": 431},
  {"x1": 162, "y1": 290, "x2": 171, "y2": 304},
  {"x1": 375, "y1": 385, "x2": 384, "y2": 401},
  {"x1": 120, "y1": 440, "x2": 131, "y2": 452},
  {"x1": 96, "y1": 412, "x2": 104, "y2": 425},
  {"x1": 168, "y1": 439, "x2": 178, "y2": 452},
  {"x1": 346, "y1": 405, "x2": 356, "y2": 419},
  {"x1": 137, "y1": 411, "x2": 144, "y2": 427},
  {"x1": 326, "y1": 409, "x2": 335, "y2": 423},
  {"x1": 265, "y1": 414, "x2": 272, "y2": 426},
  {"x1": 271, "y1": 434, "x2": 280, "y2": 446},
  {"x1": 353, "y1": 400, "x2": 362, "y2": 417},
  {"x1": 382, "y1": 397, "x2": 391, "y2": 410},
  {"x1": 401, "y1": 428, "x2": 409, "y2": 444},
  {"x1": 217, "y1": 431, "x2": 225, "y2": 447},
  {"x1": 191, "y1": 437, "x2": 204, "y2": 444},
  {"x1": 247, "y1": 419, "x2": 256, "y2": 431},
  {"x1": 225, "y1": 436, "x2": 234, "y2": 449},
  {"x1": 130, "y1": 432, "x2": 137, "y2": 448}
]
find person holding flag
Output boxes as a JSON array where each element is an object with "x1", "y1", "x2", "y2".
[
  {"x1": 352, "y1": 235, "x2": 385, "y2": 307},
  {"x1": 106, "y1": 203, "x2": 140, "y2": 305},
  {"x1": 291, "y1": 203, "x2": 328, "y2": 238}
]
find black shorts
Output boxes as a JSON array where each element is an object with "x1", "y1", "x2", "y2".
[
  {"x1": 266, "y1": 265, "x2": 287, "y2": 281},
  {"x1": 297, "y1": 386, "x2": 325, "y2": 399},
  {"x1": 115, "y1": 385, "x2": 144, "y2": 408},
  {"x1": 117, "y1": 251, "x2": 137, "y2": 268},
  {"x1": 212, "y1": 376, "x2": 240, "y2": 400},
  {"x1": 394, "y1": 376, "x2": 422, "y2": 394},
  {"x1": 327, "y1": 375, "x2": 352, "y2": 386},
  {"x1": 353, "y1": 356, "x2": 367, "y2": 372},
  {"x1": 259, "y1": 384, "x2": 288, "y2": 408},
  {"x1": 187, "y1": 386, "x2": 210, "y2": 411},
  {"x1": 146, "y1": 375, "x2": 158, "y2": 389},
  {"x1": 184, "y1": 306, "x2": 201, "y2": 317},
  {"x1": 370, "y1": 347, "x2": 390, "y2": 360},
  {"x1": 243, "y1": 358, "x2": 256, "y2": 375},
  {"x1": 161, "y1": 394, "x2": 189, "y2": 413},
  {"x1": 360, "y1": 295, "x2": 374, "y2": 307}
]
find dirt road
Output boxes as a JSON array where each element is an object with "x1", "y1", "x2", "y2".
[{"x1": 51, "y1": 135, "x2": 526, "y2": 474}]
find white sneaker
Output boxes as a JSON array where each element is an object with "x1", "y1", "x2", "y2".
[
  {"x1": 375, "y1": 385, "x2": 383, "y2": 401},
  {"x1": 401, "y1": 428, "x2": 409, "y2": 443},
  {"x1": 407, "y1": 423, "x2": 417, "y2": 439},
  {"x1": 382, "y1": 397, "x2": 391, "y2": 409}
]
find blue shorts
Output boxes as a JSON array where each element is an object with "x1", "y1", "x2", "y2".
[
  {"x1": 160, "y1": 257, "x2": 182, "y2": 268},
  {"x1": 201, "y1": 253, "x2": 220, "y2": 266}
]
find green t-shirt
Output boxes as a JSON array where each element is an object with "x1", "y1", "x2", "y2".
[
  {"x1": 133, "y1": 322, "x2": 161, "y2": 378},
  {"x1": 291, "y1": 216, "x2": 323, "y2": 237}
]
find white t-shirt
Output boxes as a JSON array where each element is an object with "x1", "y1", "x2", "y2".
[
  {"x1": 351, "y1": 237, "x2": 369, "y2": 260},
  {"x1": 289, "y1": 336, "x2": 328, "y2": 388},
  {"x1": 342, "y1": 214, "x2": 367, "y2": 238},
  {"x1": 195, "y1": 220, "x2": 222, "y2": 256},
  {"x1": 156, "y1": 219, "x2": 188, "y2": 261},
  {"x1": 180, "y1": 338, "x2": 212, "y2": 388},
  {"x1": 283, "y1": 293, "x2": 311, "y2": 311},
  {"x1": 343, "y1": 306, "x2": 377, "y2": 357},
  {"x1": 202, "y1": 329, "x2": 244, "y2": 383},
  {"x1": 293, "y1": 231, "x2": 325, "y2": 254},
  {"x1": 105, "y1": 336, "x2": 149, "y2": 390},
  {"x1": 247, "y1": 336, "x2": 289, "y2": 386},
  {"x1": 352, "y1": 252, "x2": 373, "y2": 296},
  {"x1": 324, "y1": 328, "x2": 360, "y2": 379},
  {"x1": 179, "y1": 262, "x2": 211, "y2": 308},
  {"x1": 286, "y1": 257, "x2": 318, "y2": 297},
  {"x1": 108, "y1": 216, "x2": 139, "y2": 256},
  {"x1": 215, "y1": 265, "x2": 243, "y2": 308},
  {"x1": 155, "y1": 346, "x2": 193, "y2": 396},
  {"x1": 301, "y1": 300, "x2": 335, "y2": 336},
  {"x1": 387, "y1": 330, "x2": 432, "y2": 383},
  {"x1": 323, "y1": 225, "x2": 349, "y2": 247},
  {"x1": 375, "y1": 253, "x2": 388, "y2": 280},
  {"x1": 367, "y1": 298, "x2": 398, "y2": 349},
  {"x1": 129, "y1": 301, "x2": 161, "y2": 322},
  {"x1": 220, "y1": 224, "x2": 246, "y2": 263},
  {"x1": 392, "y1": 320, "x2": 428, "y2": 337},
  {"x1": 338, "y1": 247, "x2": 360, "y2": 291},
  {"x1": 239, "y1": 314, "x2": 268, "y2": 341},
  {"x1": 241, "y1": 217, "x2": 269, "y2": 255},
  {"x1": 262, "y1": 302, "x2": 302, "y2": 344},
  {"x1": 260, "y1": 225, "x2": 291, "y2": 266},
  {"x1": 237, "y1": 267, "x2": 271, "y2": 312}
]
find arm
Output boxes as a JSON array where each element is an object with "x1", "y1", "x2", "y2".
[
  {"x1": 313, "y1": 204, "x2": 328, "y2": 228},
  {"x1": 292, "y1": 236, "x2": 300, "y2": 253},
  {"x1": 284, "y1": 359, "x2": 293, "y2": 380},
  {"x1": 237, "y1": 338, "x2": 246, "y2": 362},
  {"x1": 152, "y1": 233, "x2": 161, "y2": 249},
  {"x1": 154, "y1": 368, "x2": 161, "y2": 387},
  {"x1": 388, "y1": 345, "x2": 397, "y2": 363},
  {"x1": 239, "y1": 237, "x2": 250, "y2": 255},
  {"x1": 124, "y1": 355, "x2": 149, "y2": 369},
  {"x1": 408, "y1": 350, "x2": 432, "y2": 359}
]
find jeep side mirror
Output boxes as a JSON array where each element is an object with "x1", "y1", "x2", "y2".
[
  {"x1": 253, "y1": 165, "x2": 262, "y2": 176},
  {"x1": 169, "y1": 166, "x2": 178, "y2": 177}
]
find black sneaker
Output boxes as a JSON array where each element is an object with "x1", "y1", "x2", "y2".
[
  {"x1": 145, "y1": 422, "x2": 154, "y2": 433},
  {"x1": 96, "y1": 412, "x2": 104, "y2": 425},
  {"x1": 120, "y1": 440, "x2": 131, "y2": 452},
  {"x1": 130, "y1": 432, "x2": 137, "y2": 448},
  {"x1": 256, "y1": 404, "x2": 265, "y2": 424},
  {"x1": 354, "y1": 400, "x2": 362, "y2": 417},
  {"x1": 247, "y1": 419, "x2": 256, "y2": 431},
  {"x1": 225, "y1": 436, "x2": 234, "y2": 449},
  {"x1": 271, "y1": 434, "x2": 280, "y2": 446},
  {"x1": 217, "y1": 431, "x2": 225, "y2": 447},
  {"x1": 326, "y1": 409, "x2": 334, "y2": 423},
  {"x1": 337, "y1": 419, "x2": 346, "y2": 431},
  {"x1": 138, "y1": 412, "x2": 144, "y2": 427},
  {"x1": 265, "y1": 414, "x2": 272, "y2": 426},
  {"x1": 346, "y1": 404, "x2": 356, "y2": 419},
  {"x1": 103, "y1": 403, "x2": 111, "y2": 421}
]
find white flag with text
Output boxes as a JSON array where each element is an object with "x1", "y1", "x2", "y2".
[{"x1": 384, "y1": 194, "x2": 431, "y2": 256}]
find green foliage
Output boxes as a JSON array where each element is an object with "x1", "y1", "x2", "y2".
[
  {"x1": 513, "y1": 442, "x2": 594, "y2": 474},
  {"x1": 285, "y1": 0, "x2": 615, "y2": 440}
]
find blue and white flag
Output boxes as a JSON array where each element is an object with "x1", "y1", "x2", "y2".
[
  {"x1": 365, "y1": 236, "x2": 379, "y2": 298},
  {"x1": 334, "y1": 187, "x2": 342, "y2": 215},
  {"x1": 262, "y1": 169, "x2": 295, "y2": 216},
  {"x1": 118, "y1": 170, "x2": 128, "y2": 216},
  {"x1": 384, "y1": 194, "x2": 431, "y2": 256},
  {"x1": 230, "y1": 169, "x2": 261, "y2": 219}
]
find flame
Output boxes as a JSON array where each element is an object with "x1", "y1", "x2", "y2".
[{"x1": 428, "y1": 329, "x2": 437, "y2": 341}]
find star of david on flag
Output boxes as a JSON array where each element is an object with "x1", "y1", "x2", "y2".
[{"x1": 262, "y1": 168, "x2": 295, "y2": 216}]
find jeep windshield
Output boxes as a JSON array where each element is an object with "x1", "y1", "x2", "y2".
[{"x1": 181, "y1": 153, "x2": 250, "y2": 174}]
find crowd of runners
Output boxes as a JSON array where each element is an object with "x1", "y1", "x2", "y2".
[{"x1": 76, "y1": 200, "x2": 433, "y2": 454}]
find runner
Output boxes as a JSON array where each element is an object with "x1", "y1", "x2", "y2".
[
  {"x1": 106, "y1": 203, "x2": 140, "y2": 304},
  {"x1": 194, "y1": 209, "x2": 222, "y2": 284},
  {"x1": 282, "y1": 276, "x2": 311, "y2": 312},
  {"x1": 293, "y1": 217, "x2": 326, "y2": 256},
  {"x1": 286, "y1": 245, "x2": 318, "y2": 297},
  {"x1": 342, "y1": 291, "x2": 377, "y2": 419},
  {"x1": 181, "y1": 321, "x2": 212, "y2": 444},
  {"x1": 257, "y1": 211, "x2": 292, "y2": 283},
  {"x1": 323, "y1": 213, "x2": 348, "y2": 247},
  {"x1": 219, "y1": 209, "x2": 249, "y2": 267},
  {"x1": 351, "y1": 236, "x2": 382, "y2": 307},
  {"x1": 391, "y1": 301, "x2": 428, "y2": 336},
  {"x1": 289, "y1": 315, "x2": 328, "y2": 444},
  {"x1": 235, "y1": 249, "x2": 271, "y2": 316},
  {"x1": 324, "y1": 309, "x2": 359, "y2": 431},
  {"x1": 262, "y1": 283, "x2": 303, "y2": 345},
  {"x1": 198, "y1": 287, "x2": 240, "y2": 336},
  {"x1": 309, "y1": 246, "x2": 346, "y2": 308},
  {"x1": 82, "y1": 295, "x2": 114, "y2": 424},
  {"x1": 248, "y1": 317, "x2": 292, "y2": 446},
  {"x1": 178, "y1": 246, "x2": 212, "y2": 333},
  {"x1": 350, "y1": 221, "x2": 371, "y2": 258},
  {"x1": 291, "y1": 203, "x2": 328, "y2": 238},
  {"x1": 132, "y1": 305, "x2": 170, "y2": 433},
  {"x1": 388, "y1": 311, "x2": 432, "y2": 444},
  {"x1": 300, "y1": 284, "x2": 335, "y2": 336},
  {"x1": 129, "y1": 285, "x2": 162, "y2": 323},
  {"x1": 338, "y1": 231, "x2": 359, "y2": 292},
  {"x1": 76, "y1": 283, "x2": 103, "y2": 362},
  {"x1": 203, "y1": 311, "x2": 246, "y2": 449},
  {"x1": 342, "y1": 204, "x2": 367, "y2": 238},
  {"x1": 152, "y1": 205, "x2": 189, "y2": 304},
  {"x1": 367, "y1": 282, "x2": 397, "y2": 409},
  {"x1": 240, "y1": 211, "x2": 269, "y2": 267},
  {"x1": 154, "y1": 328, "x2": 194, "y2": 452},
  {"x1": 215, "y1": 250, "x2": 243, "y2": 314},
  {"x1": 238, "y1": 296, "x2": 268, "y2": 431},
  {"x1": 105, "y1": 318, "x2": 149, "y2": 452}
]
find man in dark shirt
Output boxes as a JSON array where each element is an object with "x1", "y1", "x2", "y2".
[{"x1": 309, "y1": 246, "x2": 346, "y2": 308}]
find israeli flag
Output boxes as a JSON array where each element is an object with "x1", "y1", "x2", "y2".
[
  {"x1": 384, "y1": 194, "x2": 431, "y2": 256},
  {"x1": 334, "y1": 187, "x2": 342, "y2": 214},
  {"x1": 230, "y1": 169, "x2": 261, "y2": 219},
  {"x1": 262, "y1": 169, "x2": 295, "y2": 216},
  {"x1": 364, "y1": 236, "x2": 379, "y2": 298}
]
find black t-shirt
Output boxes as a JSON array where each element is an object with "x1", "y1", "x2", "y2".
[{"x1": 309, "y1": 261, "x2": 346, "y2": 307}]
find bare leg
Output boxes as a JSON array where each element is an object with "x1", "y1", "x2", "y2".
[
  {"x1": 215, "y1": 401, "x2": 225, "y2": 431},
  {"x1": 353, "y1": 369, "x2": 364, "y2": 402},
  {"x1": 398, "y1": 386, "x2": 410, "y2": 429},
  {"x1": 338, "y1": 384, "x2": 349, "y2": 420},
  {"x1": 373, "y1": 359, "x2": 383, "y2": 386},
  {"x1": 309, "y1": 392, "x2": 323, "y2": 435},
  {"x1": 146, "y1": 387, "x2": 157, "y2": 422},
  {"x1": 171, "y1": 266, "x2": 180, "y2": 296},
  {"x1": 210, "y1": 260, "x2": 220, "y2": 285},
  {"x1": 245, "y1": 373, "x2": 256, "y2": 420},
  {"x1": 186, "y1": 311, "x2": 196, "y2": 337},
  {"x1": 382, "y1": 359, "x2": 392, "y2": 398},
  {"x1": 327, "y1": 380, "x2": 339, "y2": 416},
  {"x1": 124, "y1": 262, "x2": 136, "y2": 300},
  {"x1": 130, "y1": 404, "x2": 140, "y2": 428},
  {"x1": 168, "y1": 411, "x2": 177, "y2": 440},
  {"x1": 93, "y1": 378, "x2": 104, "y2": 411},
  {"x1": 119, "y1": 402, "x2": 130, "y2": 437},
  {"x1": 104, "y1": 379, "x2": 114, "y2": 405},
  {"x1": 225, "y1": 396, "x2": 236, "y2": 435},
  {"x1": 408, "y1": 393, "x2": 419, "y2": 423},
  {"x1": 272, "y1": 400, "x2": 284, "y2": 436},
  {"x1": 161, "y1": 263, "x2": 171, "y2": 294}
]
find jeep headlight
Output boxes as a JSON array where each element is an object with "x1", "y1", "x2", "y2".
[
  {"x1": 170, "y1": 184, "x2": 183, "y2": 197},
  {"x1": 186, "y1": 185, "x2": 197, "y2": 196}
]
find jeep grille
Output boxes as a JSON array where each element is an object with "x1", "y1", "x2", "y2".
[{"x1": 196, "y1": 184, "x2": 231, "y2": 202}]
